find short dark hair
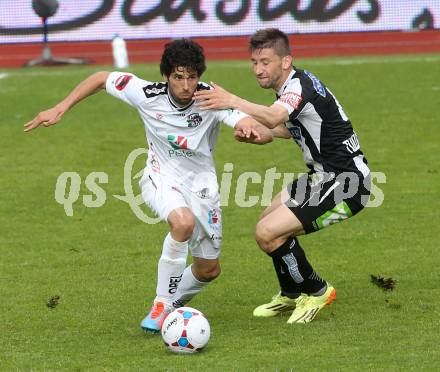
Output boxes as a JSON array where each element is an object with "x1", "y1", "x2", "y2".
[
  {"x1": 160, "y1": 39, "x2": 206, "y2": 77},
  {"x1": 249, "y1": 28, "x2": 291, "y2": 57}
]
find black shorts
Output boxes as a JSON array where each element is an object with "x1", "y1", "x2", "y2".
[{"x1": 285, "y1": 172, "x2": 371, "y2": 234}]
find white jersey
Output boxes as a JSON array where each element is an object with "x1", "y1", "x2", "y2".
[{"x1": 106, "y1": 71, "x2": 247, "y2": 195}]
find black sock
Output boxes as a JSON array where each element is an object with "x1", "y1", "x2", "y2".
[
  {"x1": 269, "y1": 237, "x2": 326, "y2": 296},
  {"x1": 269, "y1": 236, "x2": 302, "y2": 298}
]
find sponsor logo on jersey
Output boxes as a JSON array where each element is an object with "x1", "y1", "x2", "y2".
[
  {"x1": 187, "y1": 113, "x2": 202, "y2": 128},
  {"x1": 343, "y1": 132, "x2": 360, "y2": 154},
  {"x1": 143, "y1": 83, "x2": 167, "y2": 98},
  {"x1": 167, "y1": 134, "x2": 188, "y2": 150},
  {"x1": 208, "y1": 208, "x2": 218, "y2": 226},
  {"x1": 279, "y1": 92, "x2": 303, "y2": 110},
  {"x1": 304, "y1": 70, "x2": 326, "y2": 97},
  {"x1": 168, "y1": 149, "x2": 195, "y2": 158},
  {"x1": 287, "y1": 125, "x2": 302, "y2": 141},
  {"x1": 145, "y1": 86, "x2": 166, "y2": 95},
  {"x1": 156, "y1": 113, "x2": 163, "y2": 120},
  {"x1": 167, "y1": 134, "x2": 195, "y2": 157},
  {"x1": 115, "y1": 74, "x2": 133, "y2": 91}
]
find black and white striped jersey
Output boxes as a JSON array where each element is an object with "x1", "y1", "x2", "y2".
[{"x1": 274, "y1": 68, "x2": 369, "y2": 177}]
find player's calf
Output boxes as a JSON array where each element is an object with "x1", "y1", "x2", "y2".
[{"x1": 171, "y1": 260, "x2": 220, "y2": 309}]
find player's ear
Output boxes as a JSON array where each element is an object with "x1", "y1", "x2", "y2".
[
  {"x1": 282, "y1": 55, "x2": 293, "y2": 69},
  {"x1": 163, "y1": 74, "x2": 169, "y2": 82}
]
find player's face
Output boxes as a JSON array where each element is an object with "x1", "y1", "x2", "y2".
[
  {"x1": 251, "y1": 48, "x2": 290, "y2": 91},
  {"x1": 166, "y1": 67, "x2": 199, "y2": 106}
]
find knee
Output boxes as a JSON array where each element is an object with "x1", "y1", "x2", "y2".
[
  {"x1": 255, "y1": 222, "x2": 276, "y2": 253},
  {"x1": 194, "y1": 264, "x2": 221, "y2": 282},
  {"x1": 169, "y1": 214, "x2": 195, "y2": 241}
]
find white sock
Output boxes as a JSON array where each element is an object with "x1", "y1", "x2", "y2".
[
  {"x1": 171, "y1": 264, "x2": 209, "y2": 308},
  {"x1": 155, "y1": 233, "x2": 188, "y2": 305}
]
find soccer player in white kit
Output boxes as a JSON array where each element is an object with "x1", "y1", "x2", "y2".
[{"x1": 24, "y1": 39, "x2": 272, "y2": 333}]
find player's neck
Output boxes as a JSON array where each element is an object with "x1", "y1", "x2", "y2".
[
  {"x1": 274, "y1": 67, "x2": 295, "y2": 92},
  {"x1": 167, "y1": 90, "x2": 192, "y2": 109}
]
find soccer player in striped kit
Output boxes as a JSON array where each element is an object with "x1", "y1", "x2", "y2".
[{"x1": 195, "y1": 28, "x2": 371, "y2": 324}]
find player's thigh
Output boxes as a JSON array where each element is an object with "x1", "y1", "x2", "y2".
[
  {"x1": 259, "y1": 188, "x2": 288, "y2": 220},
  {"x1": 257, "y1": 202, "x2": 305, "y2": 243},
  {"x1": 140, "y1": 174, "x2": 188, "y2": 221}
]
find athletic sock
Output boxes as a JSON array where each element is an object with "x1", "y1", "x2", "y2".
[
  {"x1": 310, "y1": 284, "x2": 327, "y2": 296},
  {"x1": 171, "y1": 264, "x2": 209, "y2": 308},
  {"x1": 289, "y1": 238, "x2": 326, "y2": 295},
  {"x1": 269, "y1": 236, "x2": 326, "y2": 297},
  {"x1": 269, "y1": 237, "x2": 302, "y2": 298},
  {"x1": 155, "y1": 233, "x2": 188, "y2": 305}
]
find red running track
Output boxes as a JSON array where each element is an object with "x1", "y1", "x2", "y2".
[{"x1": 0, "y1": 30, "x2": 439, "y2": 68}]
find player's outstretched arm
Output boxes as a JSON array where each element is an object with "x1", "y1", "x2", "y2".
[
  {"x1": 234, "y1": 117, "x2": 273, "y2": 145},
  {"x1": 194, "y1": 82, "x2": 289, "y2": 129},
  {"x1": 24, "y1": 71, "x2": 110, "y2": 132}
]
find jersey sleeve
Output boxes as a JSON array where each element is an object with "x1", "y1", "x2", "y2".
[
  {"x1": 215, "y1": 108, "x2": 249, "y2": 128},
  {"x1": 105, "y1": 71, "x2": 149, "y2": 108},
  {"x1": 273, "y1": 78, "x2": 305, "y2": 118}
]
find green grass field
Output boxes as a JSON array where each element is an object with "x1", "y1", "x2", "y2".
[{"x1": 1, "y1": 54, "x2": 439, "y2": 371}]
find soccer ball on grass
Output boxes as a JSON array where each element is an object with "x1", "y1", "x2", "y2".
[{"x1": 161, "y1": 307, "x2": 210, "y2": 354}]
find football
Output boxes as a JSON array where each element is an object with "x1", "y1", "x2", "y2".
[{"x1": 161, "y1": 307, "x2": 211, "y2": 354}]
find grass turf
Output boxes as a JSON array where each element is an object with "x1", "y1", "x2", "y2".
[{"x1": 1, "y1": 54, "x2": 439, "y2": 370}]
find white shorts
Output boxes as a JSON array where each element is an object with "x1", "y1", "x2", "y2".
[{"x1": 139, "y1": 172, "x2": 223, "y2": 260}]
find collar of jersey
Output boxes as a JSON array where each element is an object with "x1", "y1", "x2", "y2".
[
  {"x1": 167, "y1": 89, "x2": 195, "y2": 112},
  {"x1": 276, "y1": 68, "x2": 297, "y2": 96}
]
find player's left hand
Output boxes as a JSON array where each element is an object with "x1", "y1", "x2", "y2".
[{"x1": 193, "y1": 82, "x2": 237, "y2": 110}]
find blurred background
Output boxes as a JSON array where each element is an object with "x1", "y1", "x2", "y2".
[{"x1": 1, "y1": 0, "x2": 439, "y2": 67}]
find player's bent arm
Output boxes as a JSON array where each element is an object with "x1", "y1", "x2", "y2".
[
  {"x1": 271, "y1": 124, "x2": 291, "y2": 139},
  {"x1": 232, "y1": 97, "x2": 289, "y2": 129},
  {"x1": 24, "y1": 71, "x2": 110, "y2": 132}
]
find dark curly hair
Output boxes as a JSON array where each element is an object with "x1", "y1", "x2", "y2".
[{"x1": 160, "y1": 39, "x2": 206, "y2": 78}]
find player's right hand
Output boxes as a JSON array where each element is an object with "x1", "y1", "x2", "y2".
[
  {"x1": 24, "y1": 106, "x2": 64, "y2": 132},
  {"x1": 193, "y1": 82, "x2": 237, "y2": 110}
]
